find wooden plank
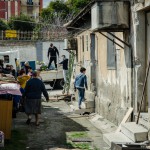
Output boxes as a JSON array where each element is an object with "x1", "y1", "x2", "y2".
[
  {"x1": 116, "y1": 107, "x2": 133, "y2": 133},
  {"x1": 0, "y1": 100, "x2": 13, "y2": 139}
]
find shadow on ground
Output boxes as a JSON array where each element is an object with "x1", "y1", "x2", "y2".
[{"x1": 3, "y1": 101, "x2": 89, "y2": 150}]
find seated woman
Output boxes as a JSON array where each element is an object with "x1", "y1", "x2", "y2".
[{"x1": 23, "y1": 71, "x2": 49, "y2": 126}]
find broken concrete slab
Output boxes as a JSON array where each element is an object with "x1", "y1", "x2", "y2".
[
  {"x1": 103, "y1": 132, "x2": 133, "y2": 147},
  {"x1": 121, "y1": 122, "x2": 148, "y2": 142},
  {"x1": 89, "y1": 114, "x2": 117, "y2": 134}
]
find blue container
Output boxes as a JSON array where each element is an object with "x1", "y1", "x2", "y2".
[{"x1": 20, "y1": 61, "x2": 36, "y2": 70}]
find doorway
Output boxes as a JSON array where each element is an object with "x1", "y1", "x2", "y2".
[
  {"x1": 146, "y1": 12, "x2": 150, "y2": 111},
  {"x1": 90, "y1": 33, "x2": 96, "y2": 89}
]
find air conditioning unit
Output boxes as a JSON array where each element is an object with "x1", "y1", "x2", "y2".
[{"x1": 91, "y1": 1, "x2": 130, "y2": 31}]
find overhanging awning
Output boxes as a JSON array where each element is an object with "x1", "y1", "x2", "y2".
[{"x1": 91, "y1": 1, "x2": 130, "y2": 31}]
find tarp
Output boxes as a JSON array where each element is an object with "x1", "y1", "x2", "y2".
[{"x1": 0, "y1": 83, "x2": 21, "y2": 96}]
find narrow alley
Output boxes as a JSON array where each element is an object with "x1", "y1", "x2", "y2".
[
  {"x1": 1, "y1": 0, "x2": 150, "y2": 150},
  {"x1": 2, "y1": 90, "x2": 108, "y2": 150}
]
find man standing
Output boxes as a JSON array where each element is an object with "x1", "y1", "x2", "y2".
[
  {"x1": 47, "y1": 43, "x2": 59, "y2": 69},
  {"x1": 74, "y1": 67, "x2": 88, "y2": 109},
  {"x1": 59, "y1": 55, "x2": 68, "y2": 82}
]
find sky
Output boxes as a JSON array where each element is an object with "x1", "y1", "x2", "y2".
[{"x1": 43, "y1": 0, "x2": 52, "y2": 8}]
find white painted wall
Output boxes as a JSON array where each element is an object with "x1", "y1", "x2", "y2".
[{"x1": 0, "y1": 41, "x2": 69, "y2": 69}]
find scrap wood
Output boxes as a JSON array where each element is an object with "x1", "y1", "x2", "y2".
[{"x1": 116, "y1": 107, "x2": 133, "y2": 133}]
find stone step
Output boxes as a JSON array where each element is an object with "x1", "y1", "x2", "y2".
[
  {"x1": 70, "y1": 101, "x2": 94, "y2": 110},
  {"x1": 103, "y1": 132, "x2": 133, "y2": 147},
  {"x1": 85, "y1": 91, "x2": 95, "y2": 101},
  {"x1": 121, "y1": 122, "x2": 148, "y2": 142},
  {"x1": 138, "y1": 117, "x2": 149, "y2": 130},
  {"x1": 84, "y1": 101, "x2": 95, "y2": 109}
]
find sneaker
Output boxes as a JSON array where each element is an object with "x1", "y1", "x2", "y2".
[{"x1": 79, "y1": 106, "x2": 81, "y2": 109}]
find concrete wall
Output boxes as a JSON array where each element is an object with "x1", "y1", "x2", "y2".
[
  {"x1": 96, "y1": 32, "x2": 132, "y2": 125},
  {"x1": 131, "y1": 0, "x2": 150, "y2": 112},
  {"x1": 0, "y1": 41, "x2": 68, "y2": 69},
  {"x1": 75, "y1": 30, "x2": 132, "y2": 125}
]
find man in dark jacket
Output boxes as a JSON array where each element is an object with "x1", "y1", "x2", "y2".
[
  {"x1": 59, "y1": 55, "x2": 68, "y2": 82},
  {"x1": 47, "y1": 43, "x2": 59, "y2": 69}
]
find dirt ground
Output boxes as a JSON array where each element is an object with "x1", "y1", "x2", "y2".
[{"x1": 2, "y1": 90, "x2": 108, "y2": 150}]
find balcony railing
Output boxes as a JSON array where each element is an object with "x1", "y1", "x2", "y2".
[
  {"x1": 21, "y1": 1, "x2": 40, "y2": 7},
  {"x1": 0, "y1": 30, "x2": 68, "y2": 41}
]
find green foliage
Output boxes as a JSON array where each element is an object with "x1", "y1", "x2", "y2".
[
  {"x1": 66, "y1": 142, "x2": 91, "y2": 149},
  {"x1": 0, "y1": 19, "x2": 9, "y2": 30},
  {"x1": 41, "y1": 0, "x2": 91, "y2": 21},
  {"x1": 41, "y1": 0, "x2": 69, "y2": 21},
  {"x1": 8, "y1": 15, "x2": 35, "y2": 31},
  {"x1": 67, "y1": 0, "x2": 91, "y2": 14},
  {"x1": 70, "y1": 132, "x2": 88, "y2": 138},
  {"x1": 41, "y1": 8, "x2": 54, "y2": 20}
]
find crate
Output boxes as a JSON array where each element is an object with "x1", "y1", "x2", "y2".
[{"x1": 0, "y1": 99, "x2": 13, "y2": 139}]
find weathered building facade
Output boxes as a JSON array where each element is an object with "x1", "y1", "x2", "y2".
[
  {"x1": 130, "y1": 0, "x2": 150, "y2": 125},
  {"x1": 20, "y1": 0, "x2": 43, "y2": 21},
  {"x1": 66, "y1": 0, "x2": 150, "y2": 126},
  {"x1": 0, "y1": 0, "x2": 21, "y2": 20},
  {"x1": 0, "y1": 0, "x2": 43, "y2": 21},
  {"x1": 67, "y1": 0, "x2": 132, "y2": 125}
]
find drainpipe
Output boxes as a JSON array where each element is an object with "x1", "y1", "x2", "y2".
[{"x1": 132, "y1": 6, "x2": 141, "y2": 113}]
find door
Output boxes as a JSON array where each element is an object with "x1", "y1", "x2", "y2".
[
  {"x1": 90, "y1": 33, "x2": 96, "y2": 89},
  {"x1": 146, "y1": 12, "x2": 150, "y2": 110}
]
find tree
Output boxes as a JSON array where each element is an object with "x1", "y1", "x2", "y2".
[
  {"x1": 41, "y1": 0, "x2": 69, "y2": 20},
  {"x1": 41, "y1": 0, "x2": 91, "y2": 22},
  {"x1": 8, "y1": 15, "x2": 35, "y2": 31},
  {"x1": 67, "y1": 0, "x2": 91, "y2": 14},
  {"x1": 0, "y1": 19, "x2": 9, "y2": 30},
  {"x1": 39, "y1": 0, "x2": 91, "y2": 33}
]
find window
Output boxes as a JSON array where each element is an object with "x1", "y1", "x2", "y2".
[
  {"x1": 82, "y1": 35, "x2": 84, "y2": 52},
  {"x1": 86, "y1": 35, "x2": 88, "y2": 51},
  {"x1": 4, "y1": 55, "x2": 9, "y2": 63},
  {"x1": 107, "y1": 33, "x2": 116, "y2": 70}
]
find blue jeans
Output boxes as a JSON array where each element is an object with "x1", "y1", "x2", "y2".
[{"x1": 77, "y1": 88, "x2": 85, "y2": 107}]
